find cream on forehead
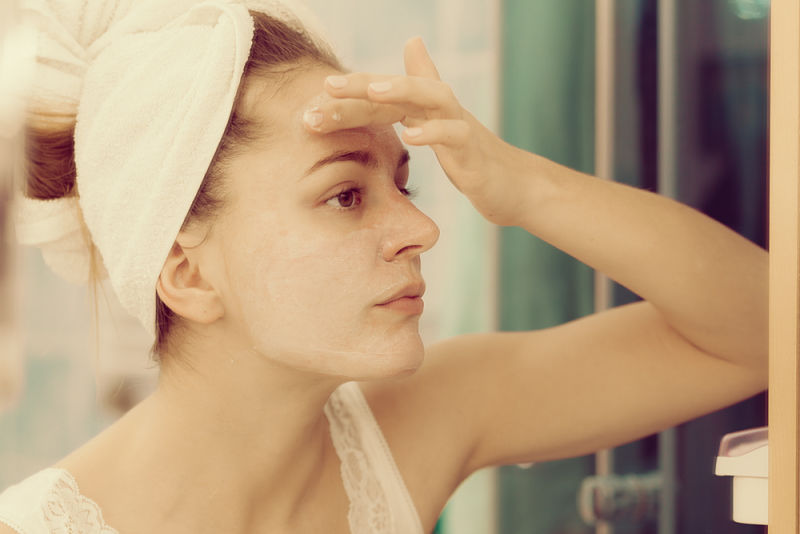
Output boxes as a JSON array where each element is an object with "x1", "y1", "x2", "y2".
[{"x1": 240, "y1": 65, "x2": 403, "y2": 157}]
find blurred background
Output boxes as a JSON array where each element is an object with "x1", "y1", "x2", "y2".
[{"x1": 0, "y1": 0, "x2": 768, "y2": 533}]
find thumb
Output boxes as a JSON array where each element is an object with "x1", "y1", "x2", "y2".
[{"x1": 404, "y1": 37, "x2": 441, "y2": 80}]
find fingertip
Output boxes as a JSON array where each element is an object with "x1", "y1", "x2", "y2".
[
  {"x1": 368, "y1": 81, "x2": 393, "y2": 95},
  {"x1": 325, "y1": 74, "x2": 349, "y2": 90},
  {"x1": 404, "y1": 36, "x2": 440, "y2": 80},
  {"x1": 404, "y1": 36, "x2": 425, "y2": 62},
  {"x1": 405, "y1": 127, "x2": 423, "y2": 138},
  {"x1": 405, "y1": 36, "x2": 426, "y2": 49},
  {"x1": 403, "y1": 127, "x2": 425, "y2": 144}
]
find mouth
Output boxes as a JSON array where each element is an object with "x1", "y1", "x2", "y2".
[{"x1": 375, "y1": 281, "x2": 426, "y2": 315}]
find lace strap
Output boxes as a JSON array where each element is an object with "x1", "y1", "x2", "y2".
[
  {"x1": 0, "y1": 468, "x2": 63, "y2": 534},
  {"x1": 324, "y1": 382, "x2": 424, "y2": 534},
  {"x1": 0, "y1": 468, "x2": 119, "y2": 534},
  {"x1": 41, "y1": 469, "x2": 119, "y2": 534}
]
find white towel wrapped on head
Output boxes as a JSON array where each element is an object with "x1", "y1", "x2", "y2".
[{"x1": 16, "y1": 0, "x2": 330, "y2": 337}]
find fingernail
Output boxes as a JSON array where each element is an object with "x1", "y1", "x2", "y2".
[
  {"x1": 326, "y1": 75, "x2": 348, "y2": 89},
  {"x1": 405, "y1": 127, "x2": 423, "y2": 138},
  {"x1": 369, "y1": 81, "x2": 392, "y2": 93},
  {"x1": 303, "y1": 108, "x2": 323, "y2": 128}
]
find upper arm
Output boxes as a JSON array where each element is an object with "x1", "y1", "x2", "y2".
[
  {"x1": 365, "y1": 301, "x2": 766, "y2": 500},
  {"x1": 458, "y1": 302, "x2": 765, "y2": 472}
]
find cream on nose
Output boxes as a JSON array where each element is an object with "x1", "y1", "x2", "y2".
[{"x1": 381, "y1": 202, "x2": 440, "y2": 262}]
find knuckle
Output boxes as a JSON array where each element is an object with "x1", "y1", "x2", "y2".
[
  {"x1": 351, "y1": 72, "x2": 370, "y2": 85},
  {"x1": 438, "y1": 82, "x2": 456, "y2": 102},
  {"x1": 394, "y1": 76, "x2": 411, "y2": 97}
]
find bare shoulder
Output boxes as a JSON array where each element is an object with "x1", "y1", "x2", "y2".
[{"x1": 0, "y1": 522, "x2": 21, "y2": 534}]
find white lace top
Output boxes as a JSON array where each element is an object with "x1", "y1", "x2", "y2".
[{"x1": 0, "y1": 382, "x2": 424, "y2": 534}]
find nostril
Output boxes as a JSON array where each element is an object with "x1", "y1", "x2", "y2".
[
  {"x1": 396, "y1": 244, "x2": 420, "y2": 257},
  {"x1": 383, "y1": 242, "x2": 426, "y2": 262}
]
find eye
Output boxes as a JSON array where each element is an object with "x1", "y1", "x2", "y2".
[
  {"x1": 399, "y1": 184, "x2": 419, "y2": 200},
  {"x1": 325, "y1": 188, "x2": 363, "y2": 209}
]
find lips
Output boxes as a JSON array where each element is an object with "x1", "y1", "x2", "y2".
[{"x1": 376, "y1": 281, "x2": 426, "y2": 306}]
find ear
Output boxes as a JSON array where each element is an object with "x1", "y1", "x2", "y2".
[{"x1": 156, "y1": 232, "x2": 225, "y2": 325}]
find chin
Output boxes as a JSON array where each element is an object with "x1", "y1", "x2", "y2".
[
  {"x1": 385, "y1": 347, "x2": 425, "y2": 378},
  {"x1": 346, "y1": 343, "x2": 426, "y2": 382}
]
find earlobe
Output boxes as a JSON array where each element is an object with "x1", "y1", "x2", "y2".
[{"x1": 156, "y1": 239, "x2": 225, "y2": 325}]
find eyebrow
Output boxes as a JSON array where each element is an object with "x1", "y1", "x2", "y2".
[{"x1": 303, "y1": 149, "x2": 411, "y2": 178}]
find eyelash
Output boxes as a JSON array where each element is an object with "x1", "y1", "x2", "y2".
[
  {"x1": 325, "y1": 184, "x2": 419, "y2": 210},
  {"x1": 402, "y1": 185, "x2": 419, "y2": 199}
]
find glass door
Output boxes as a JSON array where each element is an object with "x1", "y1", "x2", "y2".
[{"x1": 498, "y1": 1, "x2": 768, "y2": 532}]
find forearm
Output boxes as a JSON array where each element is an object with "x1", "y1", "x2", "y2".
[{"x1": 504, "y1": 146, "x2": 768, "y2": 372}]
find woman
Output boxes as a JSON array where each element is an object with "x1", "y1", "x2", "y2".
[{"x1": 0, "y1": 1, "x2": 766, "y2": 533}]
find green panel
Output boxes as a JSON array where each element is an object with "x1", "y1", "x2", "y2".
[
  {"x1": 499, "y1": 0, "x2": 596, "y2": 332},
  {"x1": 500, "y1": 3, "x2": 596, "y2": 173},
  {"x1": 498, "y1": 1, "x2": 596, "y2": 533},
  {"x1": 500, "y1": 458, "x2": 595, "y2": 534}
]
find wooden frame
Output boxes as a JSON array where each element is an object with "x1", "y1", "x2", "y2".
[
  {"x1": 593, "y1": 3, "x2": 615, "y2": 531},
  {"x1": 769, "y1": 0, "x2": 800, "y2": 531}
]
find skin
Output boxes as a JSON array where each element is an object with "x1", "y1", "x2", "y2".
[
  {"x1": 190, "y1": 70, "x2": 439, "y2": 380},
  {"x1": 6, "y1": 38, "x2": 766, "y2": 534}
]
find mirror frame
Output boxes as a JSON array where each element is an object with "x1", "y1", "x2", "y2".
[{"x1": 768, "y1": 0, "x2": 800, "y2": 531}]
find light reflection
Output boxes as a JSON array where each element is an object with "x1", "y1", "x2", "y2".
[{"x1": 728, "y1": 0, "x2": 769, "y2": 20}]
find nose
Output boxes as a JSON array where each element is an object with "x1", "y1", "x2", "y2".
[{"x1": 380, "y1": 197, "x2": 440, "y2": 262}]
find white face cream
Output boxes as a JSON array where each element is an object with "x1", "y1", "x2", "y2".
[{"x1": 206, "y1": 67, "x2": 440, "y2": 380}]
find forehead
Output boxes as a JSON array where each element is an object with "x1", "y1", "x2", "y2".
[{"x1": 239, "y1": 64, "x2": 405, "y2": 163}]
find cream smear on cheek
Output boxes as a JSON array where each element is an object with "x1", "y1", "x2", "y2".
[{"x1": 238, "y1": 216, "x2": 424, "y2": 380}]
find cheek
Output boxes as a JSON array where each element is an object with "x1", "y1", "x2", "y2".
[
  {"x1": 263, "y1": 227, "x2": 375, "y2": 311},
  {"x1": 234, "y1": 224, "x2": 390, "y2": 350},
  {"x1": 223, "y1": 209, "x2": 425, "y2": 378}
]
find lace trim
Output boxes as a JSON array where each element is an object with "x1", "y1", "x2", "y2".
[
  {"x1": 0, "y1": 517, "x2": 24, "y2": 534},
  {"x1": 348, "y1": 389, "x2": 424, "y2": 534},
  {"x1": 326, "y1": 386, "x2": 394, "y2": 534},
  {"x1": 42, "y1": 469, "x2": 119, "y2": 534}
]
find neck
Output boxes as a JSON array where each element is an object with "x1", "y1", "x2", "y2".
[{"x1": 124, "y1": 344, "x2": 346, "y2": 531}]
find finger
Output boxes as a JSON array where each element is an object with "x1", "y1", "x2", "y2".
[
  {"x1": 404, "y1": 37, "x2": 441, "y2": 80},
  {"x1": 324, "y1": 73, "x2": 391, "y2": 98},
  {"x1": 366, "y1": 76, "x2": 461, "y2": 117},
  {"x1": 326, "y1": 73, "x2": 460, "y2": 117},
  {"x1": 303, "y1": 99, "x2": 407, "y2": 134},
  {"x1": 402, "y1": 119, "x2": 470, "y2": 148}
]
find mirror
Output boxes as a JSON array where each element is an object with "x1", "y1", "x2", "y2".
[{"x1": 0, "y1": 1, "x2": 768, "y2": 533}]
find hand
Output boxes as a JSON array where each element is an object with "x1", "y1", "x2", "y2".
[{"x1": 303, "y1": 37, "x2": 525, "y2": 226}]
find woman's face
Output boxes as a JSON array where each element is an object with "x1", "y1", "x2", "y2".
[{"x1": 204, "y1": 65, "x2": 440, "y2": 380}]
